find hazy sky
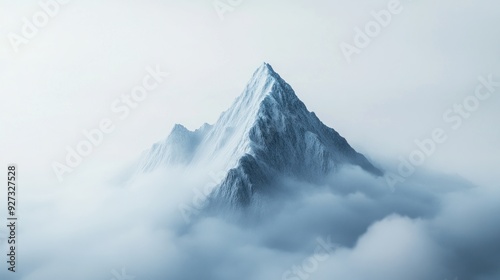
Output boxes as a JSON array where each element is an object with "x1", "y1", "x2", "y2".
[
  {"x1": 1, "y1": 1, "x2": 500, "y2": 280},
  {"x1": 1, "y1": 0, "x2": 499, "y2": 188}
]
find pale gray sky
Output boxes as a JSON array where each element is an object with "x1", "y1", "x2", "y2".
[
  {"x1": 0, "y1": 0, "x2": 499, "y2": 188},
  {"x1": 1, "y1": 2, "x2": 500, "y2": 280}
]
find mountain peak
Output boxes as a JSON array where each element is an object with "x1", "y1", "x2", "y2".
[
  {"x1": 251, "y1": 62, "x2": 286, "y2": 84},
  {"x1": 137, "y1": 64, "x2": 383, "y2": 212},
  {"x1": 171, "y1": 123, "x2": 189, "y2": 133},
  {"x1": 238, "y1": 63, "x2": 298, "y2": 109},
  {"x1": 255, "y1": 62, "x2": 276, "y2": 75}
]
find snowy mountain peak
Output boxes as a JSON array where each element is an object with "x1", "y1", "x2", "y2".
[
  {"x1": 253, "y1": 62, "x2": 278, "y2": 79},
  {"x1": 237, "y1": 62, "x2": 295, "y2": 106},
  {"x1": 171, "y1": 123, "x2": 189, "y2": 133},
  {"x1": 137, "y1": 63, "x2": 382, "y2": 211}
]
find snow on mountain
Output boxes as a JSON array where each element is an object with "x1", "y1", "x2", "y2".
[
  {"x1": 137, "y1": 63, "x2": 383, "y2": 211},
  {"x1": 138, "y1": 123, "x2": 212, "y2": 171}
]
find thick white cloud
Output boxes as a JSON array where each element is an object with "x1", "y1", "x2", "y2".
[
  {"x1": 0, "y1": 0, "x2": 499, "y2": 279},
  {"x1": 1, "y1": 164, "x2": 498, "y2": 280}
]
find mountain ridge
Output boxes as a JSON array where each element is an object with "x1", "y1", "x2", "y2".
[{"x1": 137, "y1": 62, "x2": 383, "y2": 211}]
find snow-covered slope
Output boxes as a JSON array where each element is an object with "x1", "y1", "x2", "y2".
[
  {"x1": 137, "y1": 63, "x2": 383, "y2": 210},
  {"x1": 138, "y1": 123, "x2": 211, "y2": 171}
]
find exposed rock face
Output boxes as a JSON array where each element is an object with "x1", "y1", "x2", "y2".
[{"x1": 138, "y1": 63, "x2": 382, "y2": 212}]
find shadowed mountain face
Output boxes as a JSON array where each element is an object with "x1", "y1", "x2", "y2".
[{"x1": 138, "y1": 63, "x2": 383, "y2": 211}]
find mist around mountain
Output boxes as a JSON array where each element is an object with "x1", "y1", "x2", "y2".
[
  {"x1": 105, "y1": 63, "x2": 498, "y2": 280},
  {"x1": 138, "y1": 63, "x2": 385, "y2": 217},
  {"x1": 3, "y1": 64, "x2": 499, "y2": 280}
]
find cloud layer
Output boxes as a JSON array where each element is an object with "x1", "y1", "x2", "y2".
[{"x1": 1, "y1": 165, "x2": 499, "y2": 280}]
